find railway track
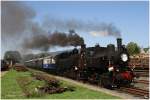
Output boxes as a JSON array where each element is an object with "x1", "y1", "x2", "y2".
[
  {"x1": 134, "y1": 69, "x2": 149, "y2": 72},
  {"x1": 74, "y1": 78, "x2": 149, "y2": 99},
  {"x1": 119, "y1": 87, "x2": 149, "y2": 99},
  {"x1": 136, "y1": 73, "x2": 149, "y2": 77},
  {"x1": 135, "y1": 80, "x2": 149, "y2": 85},
  {"x1": 134, "y1": 69, "x2": 149, "y2": 77}
]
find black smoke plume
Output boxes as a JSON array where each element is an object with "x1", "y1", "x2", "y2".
[
  {"x1": 49, "y1": 30, "x2": 84, "y2": 47},
  {"x1": 1, "y1": 1, "x2": 35, "y2": 37},
  {"x1": 2, "y1": 1, "x2": 121, "y2": 55},
  {"x1": 22, "y1": 30, "x2": 84, "y2": 51},
  {"x1": 23, "y1": 34, "x2": 50, "y2": 51},
  {"x1": 1, "y1": 1, "x2": 37, "y2": 55},
  {"x1": 43, "y1": 16, "x2": 121, "y2": 38}
]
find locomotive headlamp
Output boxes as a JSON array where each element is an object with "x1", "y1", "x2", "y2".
[
  {"x1": 108, "y1": 67, "x2": 114, "y2": 72},
  {"x1": 75, "y1": 66, "x2": 78, "y2": 70},
  {"x1": 121, "y1": 53, "x2": 128, "y2": 62}
]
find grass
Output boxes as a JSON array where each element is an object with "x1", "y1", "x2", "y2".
[
  {"x1": 43, "y1": 81, "x2": 120, "y2": 99},
  {"x1": 16, "y1": 76, "x2": 45, "y2": 98},
  {"x1": 1, "y1": 69, "x2": 120, "y2": 99},
  {"x1": 1, "y1": 70, "x2": 28, "y2": 99}
]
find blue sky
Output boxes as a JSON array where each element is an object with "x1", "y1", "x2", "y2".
[
  {"x1": 1, "y1": 1, "x2": 149, "y2": 58},
  {"x1": 24, "y1": 1, "x2": 149, "y2": 49}
]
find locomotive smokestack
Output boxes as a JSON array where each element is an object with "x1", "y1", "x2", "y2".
[
  {"x1": 117, "y1": 38, "x2": 122, "y2": 51},
  {"x1": 80, "y1": 44, "x2": 86, "y2": 53},
  {"x1": 81, "y1": 44, "x2": 86, "y2": 50}
]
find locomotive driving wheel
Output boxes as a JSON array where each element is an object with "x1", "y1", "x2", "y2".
[
  {"x1": 64, "y1": 67, "x2": 77, "y2": 79},
  {"x1": 99, "y1": 73, "x2": 117, "y2": 89}
]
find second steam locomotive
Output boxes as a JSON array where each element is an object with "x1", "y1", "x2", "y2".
[{"x1": 25, "y1": 38, "x2": 135, "y2": 88}]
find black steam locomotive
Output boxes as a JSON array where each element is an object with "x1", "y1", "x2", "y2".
[{"x1": 25, "y1": 38, "x2": 135, "y2": 88}]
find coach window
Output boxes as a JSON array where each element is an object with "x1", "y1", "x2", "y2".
[
  {"x1": 48, "y1": 59, "x2": 51, "y2": 64},
  {"x1": 52, "y1": 58, "x2": 55, "y2": 64}
]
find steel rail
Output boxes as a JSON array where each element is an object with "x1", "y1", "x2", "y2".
[{"x1": 119, "y1": 87, "x2": 149, "y2": 98}]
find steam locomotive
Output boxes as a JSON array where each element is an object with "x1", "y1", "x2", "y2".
[{"x1": 25, "y1": 38, "x2": 135, "y2": 88}]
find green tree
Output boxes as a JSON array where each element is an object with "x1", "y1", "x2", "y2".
[
  {"x1": 143, "y1": 47, "x2": 149, "y2": 53},
  {"x1": 4, "y1": 51, "x2": 22, "y2": 64},
  {"x1": 126, "y1": 42, "x2": 140, "y2": 55}
]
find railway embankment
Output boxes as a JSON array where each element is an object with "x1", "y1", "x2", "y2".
[
  {"x1": 27, "y1": 68, "x2": 150, "y2": 99},
  {"x1": 1, "y1": 68, "x2": 120, "y2": 99},
  {"x1": 27, "y1": 68, "x2": 140, "y2": 99}
]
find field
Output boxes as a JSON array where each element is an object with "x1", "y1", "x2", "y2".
[{"x1": 1, "y1": 69, "x2": 120, "y2": 99}]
